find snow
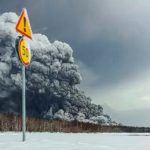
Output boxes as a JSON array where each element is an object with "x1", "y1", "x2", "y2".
[{"x1": 0, "y1": 132, "x2": 150, "y2": 150}]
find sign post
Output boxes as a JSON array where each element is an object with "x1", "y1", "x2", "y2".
[
  {"x1": 22, "y1": 65, "x2": 26, "y2": 141},
  {"x1": 15, "y1": 8, "x2": 32, "y2": 142}
]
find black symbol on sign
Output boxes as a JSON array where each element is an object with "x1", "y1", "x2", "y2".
[
  {"x1": 24, "y1": 17, "x2": 26, "y2": 32},
  {"x1": 22, "y1": 45, "x2": 28, "y2": 58}
]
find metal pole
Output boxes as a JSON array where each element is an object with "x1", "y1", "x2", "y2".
[{"x1": 22, "y1": 65, "x2": 26, "y2": 141}]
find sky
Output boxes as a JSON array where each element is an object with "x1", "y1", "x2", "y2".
[{"x1": 1, "y1": 0, "x2": 150, "y2": 126}]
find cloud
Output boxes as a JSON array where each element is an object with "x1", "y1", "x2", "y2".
[
  {"x1": 77, "y1": 61, "x2": 101, "y2": 88},
  {"x1": 103, "y1": 103, "x2": 150, "y2": 127},
  {"x1": 1, "y1": 0, "x2": 150, "y2": 83},
  {"x1": 81, "y1": 69, "x2": 150, "y2": 110},
  {"x1": 77, "y1": 62, "x2": 150, "y2": 126},
  {"x1": 0, "y1": 11, "x2": 82, "y2": 98},
  {"x1": 77, "y1": 59, "x2": 150, "y2": 113},
  {"x1": 1, "y1": 0, "x2": 150, "y2": 125},
  {"x1": 0, "y1": 12, "x2": 114, "y2": 126}
]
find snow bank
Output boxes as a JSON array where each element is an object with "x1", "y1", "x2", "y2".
[{"x1": 0, "y1": 132, "x2": 150, "y2": 150}]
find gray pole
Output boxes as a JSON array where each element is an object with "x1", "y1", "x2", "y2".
[{"x1": 22, "y1": 65, "x2": 26, "y2": 141}]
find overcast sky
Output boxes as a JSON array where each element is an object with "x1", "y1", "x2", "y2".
[{"x1": 1, "y1": 0, "x2": 150, "y2": 126}]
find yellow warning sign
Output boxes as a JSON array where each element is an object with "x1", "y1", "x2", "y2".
[
  {"x1": 18, "y1": 37, "x2": 31, "y2": 66},
  {"x1": 16, "y1": 8, "x2": 33, "y2": 40}
]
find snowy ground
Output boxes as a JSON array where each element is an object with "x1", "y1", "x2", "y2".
[{"x1": 0, "y1": 132, "x2": 150, "y2": 150}]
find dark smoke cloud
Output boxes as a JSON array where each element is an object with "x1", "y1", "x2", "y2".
[{"x1": 0, "y1": 12, "x2": 115, "y2": 125}]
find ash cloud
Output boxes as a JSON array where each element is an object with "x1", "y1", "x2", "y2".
[{"x1": 0, "y1": 12, "x2": 115, "y2": 125}]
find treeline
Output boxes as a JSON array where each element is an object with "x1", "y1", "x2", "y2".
[{"x1": 0, "y1": 113, "x2": 150, "y2": 132}]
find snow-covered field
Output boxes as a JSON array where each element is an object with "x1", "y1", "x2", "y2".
[{"x1": 0, "y1": 132, "x2": 150, "y2": 150}]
